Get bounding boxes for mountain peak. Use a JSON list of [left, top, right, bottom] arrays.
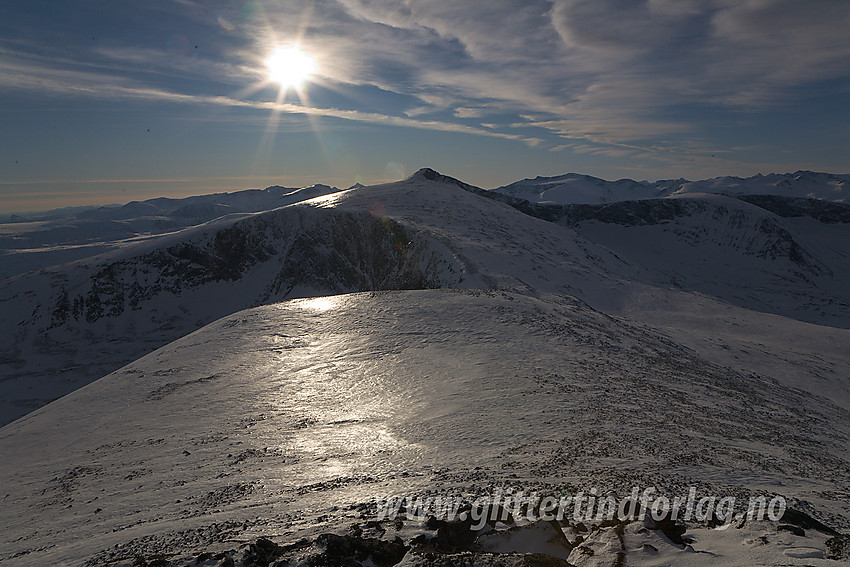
[[409, 167, 443, 181], [407, 168, 480, 192]]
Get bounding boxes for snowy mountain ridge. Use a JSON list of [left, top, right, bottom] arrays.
[[0, 199, 462, 425], [2, 289, 849, 566], [494, 170, 850, 205], [0, 183, 343, 280]]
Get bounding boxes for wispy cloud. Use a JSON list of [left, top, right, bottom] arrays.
[[454, 107, 488, 119], [0, 51, 529, 144], [329, 0, 850, 164], [2, 0, 849, 179]]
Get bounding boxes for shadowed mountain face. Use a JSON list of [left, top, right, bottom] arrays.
[[1, 169, 627, 426], [535, 196, 850, 328], [469, 184, 850, 328], [1, 169, 849, 565]]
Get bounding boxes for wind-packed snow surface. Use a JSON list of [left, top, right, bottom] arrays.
[[1, 169, 849, 565], [3, 290, 850, 566]]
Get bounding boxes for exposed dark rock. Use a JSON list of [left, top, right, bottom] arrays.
[[242, 537, 284, 567], [596, 518, 623, 529], [481, 502, 515, 526], [47, 208, 458, 328], [777, 524, 805, 537], [459, 183, 832, 279], [825, 534, 850, 561], [644, 515, 687, 546], [422, 514, 478, 553], [780, 509, 840, 536], [237, 534, 407, 567], [736, 194, 850, 224], [279, 538, 311, 554], [311, 533, 408, 567]]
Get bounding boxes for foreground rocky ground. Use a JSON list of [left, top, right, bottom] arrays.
[[104, 507, 850, 566]]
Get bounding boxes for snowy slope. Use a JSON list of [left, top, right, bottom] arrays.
[[323, 168, 637, 297], [0, 200, 461, 425], [675, 171, 850, 201], [1, 290, 849, 566], [552, 193, 850, 328], [75, 184, 342, 222], [494, 173, 672, 204], [494, 170, 850, 205]]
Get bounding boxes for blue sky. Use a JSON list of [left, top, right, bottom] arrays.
[[1, 0, 849, 212]]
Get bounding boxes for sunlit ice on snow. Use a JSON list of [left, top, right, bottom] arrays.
[[286, 296, 340, 312]]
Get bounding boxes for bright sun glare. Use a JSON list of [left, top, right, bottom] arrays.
[[266, 45, 316, 88]]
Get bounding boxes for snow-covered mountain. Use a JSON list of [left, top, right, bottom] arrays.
[[1, 168, 849, 566], [0, 200, 460, 425], [0, 183, 343, 280], [494, 170, 850, 205], [534, 194, 850, 328]]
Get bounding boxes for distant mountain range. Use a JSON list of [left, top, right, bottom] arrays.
[[493, 170, 850, 204], [0, 183, 347, 224], [0, 184, 348, 280]]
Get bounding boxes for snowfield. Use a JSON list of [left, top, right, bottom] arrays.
[[3, 290, 850, 566], [1, 169, 849, 565]]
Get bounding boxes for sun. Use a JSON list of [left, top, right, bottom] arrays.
[[266, 45, 316, 89]]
